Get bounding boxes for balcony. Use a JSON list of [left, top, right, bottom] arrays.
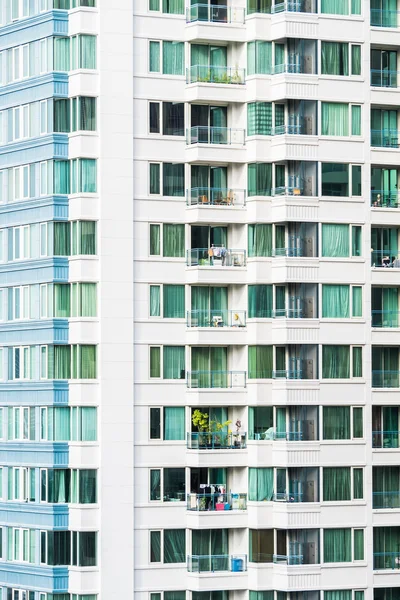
[[371, 191, 399, 208], [372, 370, 400, 388], [186, 126, 246, 162], [373, 430, 400, 449], [187, 432, 247, 449], [372, 310, 400, 328], [187, 309, 246, 328], [187, 126, 245, 146], [187, 187, 246, 208], [186, 4, 245, 24], [271, 0, 316, 12], [374, 552, 400, 570], [187, 248, 247, 267], [371, 129, 399, 148], [273, 553, 304, 564], [187, 370, 246, 388], [371, 9, 399, 28], [371, 69, 399, 88], [371, 251, 400, 268], [187, 65, 245, 85], [187, 492, 247, 511], [273, 493, 304, 503], [373, 491, 400, 509], [187, 554, 247, 573]]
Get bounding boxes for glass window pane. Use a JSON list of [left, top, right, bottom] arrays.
[[150, 163, 160, 194], [150, 347, 161, 378]]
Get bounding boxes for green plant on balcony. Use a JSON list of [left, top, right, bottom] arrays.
[[192, 409, 210, 446], [214, 71, 232, 84], [210, 418, 232, 447], [231, 67, 242, 84], [198, 70, 211, 83]]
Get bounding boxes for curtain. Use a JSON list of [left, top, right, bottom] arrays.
[[80, 96, 96, 131], [247, 0, 272, 13], [149, 41, 160, 72], [80, 283, 97, 317], [163, 164, 184, 197], [54, 99, 70, 132], [351, 45, 361, 75], [352, 287, 362, 317], [163, 224, 185, 257], [164, 407, 185, 440], [322, 285, 350, 318], [323, 406, 350, 440], [247, 102, 272, 136], [372, 347, 399, 387], [150, 347, 161, 378], [79, 470, 97, 503], [373, 466, 400, 508], [324, 528, 351, 562], [80, 159, 97, 193], [163, 285, 185, 318], [150, 470, 161, 501], [248, 163, 272, 196], [322, 224, 349, 257], [54, 345, 71, 379], [54, 284, 70, 318], [79, 345, 96, 379], [248, 224, 272, 256], [323, 467, 351, 501], [248, 285, 273, 318], [163, 41, 184, 75], [150, 224, 160, 256], [163, 0, 184, 13], [321, 42, 349, 76], [374, 527, 400, 569], [353, 468, 363, 499], [321, 0, 349, 14], [150, 530, 161, 561], [79, 35, 96, 69], [150, 286, 160, 317], [353, 407, 363, 438], [322, 345, 350, 378], [352, 347, 362, 377], [321, 103, 349, 136], [383, 288, 398, 327], [325, 593, 352, 600], [54, 37, 70, 71], [54, 222, 71, 256], [164, 529, 186, 563], [354, 529, 364, 560], [54, 161, 70, 194], [247, 41, 272, 75], [248, 346, 273, 379], [80, 221, 96, 255], [351, 105, 361, 135], [248, 468, 274, 501], [163, 346, 185, 379]]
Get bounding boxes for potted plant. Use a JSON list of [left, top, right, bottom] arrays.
[[211, 418, 232, 448], [192, 409, 209, 448]]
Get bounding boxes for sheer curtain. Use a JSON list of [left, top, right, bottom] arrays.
[[322, 224, 349, 257], [54, 284, 70, 318], [79, 35, 97, 69], [163, 346, 185, 379], [80, 345, 96, 379], [321, 42, 349, 75], [54, 345, 71, 379], [322, 345, 350, 378], [163, 285, 185, 318], [247, 41, 272, 75], [80, 283, 97, 317], [248, 224, 272, 256], [248, 346, 273, 378], [164, 407, 185, 440], [164, 529, 186, 563], [163, 0, 184, 13], [163, 224, 185, 257], [163, 41, 184, 75], [321, 0, 349, 14], [323, 467, 351, 501], [248, 285, 273, 318], [322, 285, 350, 318], [321, 103, 349, 136], [248, 164, 272, 197]]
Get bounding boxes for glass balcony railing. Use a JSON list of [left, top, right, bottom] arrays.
[[273, 63, 302, 75], [186, 126, 245, 145], [187, 187, 246, 206], [187, 65, 246, 85], [273, 492, 304, 503], [187, 492, 247, 511], [371, 8, 399, 27], [187, 554, 247, 573], [272, 124, 303, 135], [187, 309, 246, 327], [273, 430, 305, 441], [371, 190, 399, 208], [187, 370, 247, 388], [186, 4, 245, 23], [187, 431, 247, 449], [273, 369, 304, 379], [273, 246, 303, 257], [273, 554, 304, 565], [373, 491, 400, 509], [372, 430, 400, 448], [371, 250, 400, 267], [374, 552, 400, 570], [273, 308, 304, 318], [372, 371, 400, 388], [272, 1, 305, 12], [371, 69, 398, 88], [371, 129, 399, 148], [372, 311, 400, 328], [272, 185, 304, 196], [187, 248, 247, 267]]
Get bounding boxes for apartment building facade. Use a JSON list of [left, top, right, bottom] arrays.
[[134, 1, 400, 600]]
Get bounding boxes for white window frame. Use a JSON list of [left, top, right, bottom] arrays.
[[13, 285, 30, 320], [0, 289, 4, 322], [40, 529, 47, 564], [13, 225, 30, 260], [11, 466, 31, 502], [13, 165, 30, 201], [40, 345, 48, 379], [13, 347, 30, 381], [40, 407, 48, 441], [148, 40, 161, 74], [40, 222, 48, 257], [0, 169, 6, 203], [0, 349, 3, 381], [149, 101, 161, 135], [0, 110, 4, 146], [0, 229, 4, 262], [12, 0, 29, 21], [39, 38, 47, 74], [40, 284, 49, 318], [40, 161, 48, 196], [149, 345, 162, 379], [40, 100, 47, 135], [11, 527, 30, 562], [149, 284, 161, 317], [149, 164, 162, 196], [13, 104, 30, 141]]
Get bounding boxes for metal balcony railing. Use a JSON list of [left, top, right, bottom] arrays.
[[273, 369, 304, 379], [186, 309, 246, 328], [187, 492, 247, 511], [187, 554, 247, 572], [186, 187, 246, 206], [187, 370, 246, 388], [187, 431, 247, 449], [187, 248, 246, 267], [273, 492, 305, 502], [273, 554, 304, 565], [186, 4, 245, 23], [187, 65, 246, 85], [186, 126, 245, 145], [273, 308, 304, 318], [273, 246, 304, 257]]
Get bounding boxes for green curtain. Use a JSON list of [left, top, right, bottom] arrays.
[[79, 283, 97, 317], [274, 44, 285, 69], [163, 346, 185, 379], [322, 224, 349, 257], [247, 0, 272, 14], [248, 224, 272, 256], [247, 41, 272, 75], [79, 221, 96, 255], [321, 103, 349, 136], [248, 468, 274, 501], [150, 41, 161, 72], [150, 347, 161, 378], [351, 105, 361, 135], [322, 285, 350, 318], [321, 0, 349, 14], [79, 35, 96, 69], [352, 287, 362, 317], [164, 407, 185, 440], [324, 528, 351, 562], [150, 286, 161, 317], [163, 164, 184, 197], [163, 41, 184, 75], [54, 37, 70, 71], [54, 99, 70, 132], [323, 406, 350, 440], [353, 468, 363, 499], [53, 346, 71, 379], [247, 102, 272, 136], [163, 224, 185, 257], [374, 527, 400, 569], [351, 0, 360, 13], [80, 345, 96, 378], [54, 284, 70, 317], [353, 407, 363, 438], [80, 159, 97, 193], [351, 45, 361, 75], [163, 285, 185, 318], [163, 0, 184, 13], [164, 529, 186, 563], [373, 466, 400, 507], [325, 592, 352, 600], [323, 467, 351, 501], [321, 42, 349, 76], [248, 163, 272, 196], [248, 346, 273, 379], [352, 347, 362, 377], [352, 226, 362, 256], [54, 222, 71, 256], [150, 164, 160, 194], [248, 285, 273, 318], [383, 288, 398, 327], [322, 345, 350, 378], [354, 529, 364, 560], [150, 224, 160, 255], [54, 161, 70, 194]]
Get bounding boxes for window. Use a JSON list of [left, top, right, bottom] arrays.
[[248, 224, 272, 257], [247, 41, 272, 75], [149, 468, 185, 501], [12, 286, 30, 320], [13, 347, 31, 380], [9, 467, 35, 502], [9, 527, 34, 562], [248, 285, 273, 318], [323, 406, 363, 440], [71, 35, 97, 70], [12, 44, 29, 81], [40, 406, 97, 442], [149, 284, 185, 317], [248, 346, 273, 379], [149, 102, 185, 136], [13, 165, 30, 200], [72, 221, 97, 254], [248, 164, 272, 196], [162, 0, 184, 13], [163, 164, 185, 196], [322, 285, 362, 318], [149, 223, 185, 257], [247, 102, 272, 136], [248, 468, 274, 501], [150, 529, 186, 564], [150, 163, 161, 195], [149, 41, 184, 75], [323, 528, 364, 563], [150, 224, 160, 255], [41, 531, 97, 566], [149, 102, 160, 133], [149, 407, 185, 440], [321, 0, 361, 14], [71, 97, 97, 132], [12, 0, 29, 20], [149, 346, 185, 379], [40, 468, 97, 504], [249, 529, 273, 563], [40, 100, 48, 135], [9, 406, 34, 439], [321, 42, 361, 76], [13, 104, 30, 141], [13, 225, 30, 260], [321, 224, 362, 257], [322, 346, 363, 379], [323, 467, 364, 501], [71, 158, 97, 193], [45, 344, 97, 379], [70, 283, 97, 317], [321, 103, 361, 136], [321, 163, 362, 197]]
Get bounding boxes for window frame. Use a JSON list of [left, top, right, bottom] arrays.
[[13, 347, 31, 381], [13, 225, 30, 260], [149, 101, 161, 135], [12, 285, 30, 320], [149, 163, 161, 196]]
